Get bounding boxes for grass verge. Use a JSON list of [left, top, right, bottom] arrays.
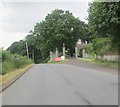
[[48, 59, 68, 64], [0, 64, 33, 91], [78, 58, 118, 68]]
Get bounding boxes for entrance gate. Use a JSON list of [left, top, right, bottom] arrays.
[[75, 43, 91, 58]]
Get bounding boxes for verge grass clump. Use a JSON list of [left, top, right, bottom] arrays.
[[1, 50, 33, 75]]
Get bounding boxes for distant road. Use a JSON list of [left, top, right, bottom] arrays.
[[2, 62, 118, 105]]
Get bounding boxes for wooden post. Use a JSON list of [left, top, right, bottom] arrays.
[[26, 41, 29, 58]]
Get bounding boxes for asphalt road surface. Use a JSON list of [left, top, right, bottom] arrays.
[[2, 62, 118, 105]]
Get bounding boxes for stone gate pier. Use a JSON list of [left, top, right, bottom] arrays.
[[75, 40, 91, 58]]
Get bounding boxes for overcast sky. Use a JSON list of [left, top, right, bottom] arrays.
[[0, 1, 90, 49]]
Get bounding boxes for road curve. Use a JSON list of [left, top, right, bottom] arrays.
[[2, 64, 118, 105]]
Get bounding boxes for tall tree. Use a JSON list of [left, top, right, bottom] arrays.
[[7, 41, 26, 56], [33, 9, 88, 56], [88, 2, 120, 49], [8, 9, 90, 63]]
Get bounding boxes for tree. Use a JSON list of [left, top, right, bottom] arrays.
[[33, 9, 88, 57], [7, 41, 26, 56], [88, 2, 120, 50], [8, 9, 90, 63], [25, 32, 42, 63]]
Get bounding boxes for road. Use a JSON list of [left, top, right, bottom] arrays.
[[2, 62, 118, 105]]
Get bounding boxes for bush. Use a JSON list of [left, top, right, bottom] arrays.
[[1, 50, 33, 75], [14, 55, 32, 68], [2, 50, 14, 62], [92, 37, 116, 56], [2, 61, 16, 75]]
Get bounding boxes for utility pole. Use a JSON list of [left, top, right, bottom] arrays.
[[25, 40, 29, 58]]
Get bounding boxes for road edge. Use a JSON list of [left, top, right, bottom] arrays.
[[0, 64, 34, 93]]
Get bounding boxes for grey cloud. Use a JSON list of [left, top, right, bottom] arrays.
[[2, 2, 89, 33]]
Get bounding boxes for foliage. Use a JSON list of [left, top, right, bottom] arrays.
[[1, 50, 32, 75], [2, 50, 14, 62], [34, 9, 89, 57], [7, 9, 90, 63], [88, 2, 120, 49], [7, 33, 41, 63], [84, 38, 116, 57], [92, 38, 111, 56], [7, 41, 26, 56]]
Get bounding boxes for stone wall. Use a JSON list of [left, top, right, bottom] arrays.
[[82, 53, 119, 61], [103, 55, 119, 61]]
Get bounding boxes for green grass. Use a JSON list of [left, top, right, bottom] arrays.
[[78, 58, 118, 68], [47, 59, 68, 64], [0, 64, 33, 86], [2, 60, 32, 75], [1, 50, 33, 75]]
